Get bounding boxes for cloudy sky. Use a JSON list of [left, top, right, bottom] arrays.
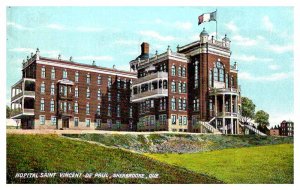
[[6, 7, 294, 126]]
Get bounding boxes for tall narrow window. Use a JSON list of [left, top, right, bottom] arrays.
[[214, 61, 225, 82], [129, 106, 132, 118], [86, 87, 90, 98], [51, 67, 55, 80], [195, 62, 199, 88], [117, 78, 121, 89], [86, 73, 91, 84], [108, 92, 111, 101], [97, 75, 101, 85], [97, 89, 101, 100], [171, 65, 176, 76], [108, 104, 111, 116], [182, 67, 186, 77], [117, 104, 120, 117], [209, 70, 213, 87], [225, 74, 229, 88], [74, 102, 78, 114], [123, 79, 127, 89], [178, 98, 182, 110], [171, 115, 176, 125], [75, 71, 79, 82], [183, 99, 187, 110], [182, 82, 186, 93], [171, 98, 176, 110], [40, 98, 45, 111], [40, 115, 45, 125], [178, 82, 182, 93], [75, 86, 79, 98], [97, 104, 101, 115], [86, 103, 90, 114], [231, 77, 234, 87], [171, 81, 176, 92], [178, 66, 182, 77], [117, 92, 120, 102], [41, 67, 46, 78], [50, 99, 55, 112], [41, 82, 45, 94], [63, 69, 67, 79], [50, 83, 55, 95], [108, 76, 112, 88], [85, 119, 91, 127], [179, 116, 183, 126]]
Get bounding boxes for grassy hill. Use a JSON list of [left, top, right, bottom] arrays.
[[146, 144, 294, 184], [63, 133, 293, 153], [7, 134, 222, 184]]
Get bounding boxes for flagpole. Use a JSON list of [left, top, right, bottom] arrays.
[[215, 9, 218, 40]]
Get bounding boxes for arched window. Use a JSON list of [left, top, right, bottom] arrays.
[[86, 87, 90, 98], [171, 65, 176, 76], [171, 81, 176, 92], [214, 61, 225, 82], [178, 66, 182, 77], [74, 101, 78, 113]]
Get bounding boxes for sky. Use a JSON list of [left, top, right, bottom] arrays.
[[6, 7, 294, 127]]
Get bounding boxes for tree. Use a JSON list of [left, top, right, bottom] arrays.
[[6, 105, 11, 118], [241, 97, 256, 123], [255, 110, 270, 133]]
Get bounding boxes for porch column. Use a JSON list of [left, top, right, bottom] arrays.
[[231, 117, 234, 134], [230, 94, 233, 115], [214, 95, 217, 116], [222, 94, 225, 115], [223, 117, 225, 134]]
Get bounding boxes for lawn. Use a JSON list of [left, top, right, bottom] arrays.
[[146, 144, 294, 184], [6, 134, 221, 184]]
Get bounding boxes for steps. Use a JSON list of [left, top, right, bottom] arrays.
[[238, 121, 267, 136], [199, 121, 222, 134]]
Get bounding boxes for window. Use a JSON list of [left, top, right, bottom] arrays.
[[108, 92, 111, 101], [107, 119, 112, 128], [178, 82, 182, 93], [74, 117, 79, 127], [50, 99, 55, 112], [75, 71, 79, 82], [63, 69, 68, 79], [159, 98, 163, 110], [41, 82, 45, 94], [51, 68, 55, 80], [193, 98, 200, 111], [171, 81, 176, 92], [97, 75, 101, 85], [195, 62, 199, 88], [40, 115, 45, 125], [159, 114, 167, 125], [225, 73, 229, 88], [85, 119, 91, 127], [41, 67, 46, 78], [129, 106, 133, 118], [75, 86, 79, 98], [183, 116, 187, 125], [214, 61, 225, 82], [209, 70, 213, 87], [171, 98, 176, 110], [171, 65, 176, 76], [117, 92, 120, 102], [108, 76, 112, 88], [178, 98, 182, 110], [178, 66, 182, 77], [63, 102, 67, 112], [86, 87, 90, 98], [116, 120, 121, 129], [150, 115, 155, 126], [179, 116, 183, 126], [74, 102, 78, 114], [108, 104, 111, 116], [51, 116, 56, 126], [231, 77, 234, 87], [97, 89, 101, 100], [182, 82, 186, 93], [183, 99, 187, 110], [86, 103, 90, 114], [117, 105, 120, 117], [171, 115, 176, 125], [182, 67, 186, 77], [95, 119, 101, 128], [86, 73, 91, 84], [123, 79, 127, 89], [117, 78, 121, 89], [40, 98, 45, 111], [50, 83, 55, 95], [150, 100, 154, 108], [97, 104, 101, 115]]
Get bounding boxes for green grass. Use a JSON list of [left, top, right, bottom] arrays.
[[146, 144, 294, 184], [7, 134, 222, 184], [64, 133, 293, 153]]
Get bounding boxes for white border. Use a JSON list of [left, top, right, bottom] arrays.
[[1, 1, 299, 190]]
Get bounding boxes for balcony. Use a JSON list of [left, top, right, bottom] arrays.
[[11, 78, 35, 103], [58, 109, 73, 118], [58, 93, 74, 100], [131, 88, 168, 102], [133, 72, 168, 86], [11, 90, 35, 102], [209, 87, 239, 96], [10, 108, 34, 119]]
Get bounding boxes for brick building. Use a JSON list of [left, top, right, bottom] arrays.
[[11, 50, 137, 130], [11, 28, 244, 134], [279, 120, 294, 137]]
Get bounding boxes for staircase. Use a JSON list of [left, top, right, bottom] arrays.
[[199, 121, 222, 134], [238, 121, 267, 136]]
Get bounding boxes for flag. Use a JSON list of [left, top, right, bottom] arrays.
[[198, 11, 217, 25]]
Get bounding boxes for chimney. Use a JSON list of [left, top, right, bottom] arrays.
[[141, 42, 149, 55]]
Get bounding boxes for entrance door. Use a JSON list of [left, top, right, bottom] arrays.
[[62, 118, 69, 128]]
